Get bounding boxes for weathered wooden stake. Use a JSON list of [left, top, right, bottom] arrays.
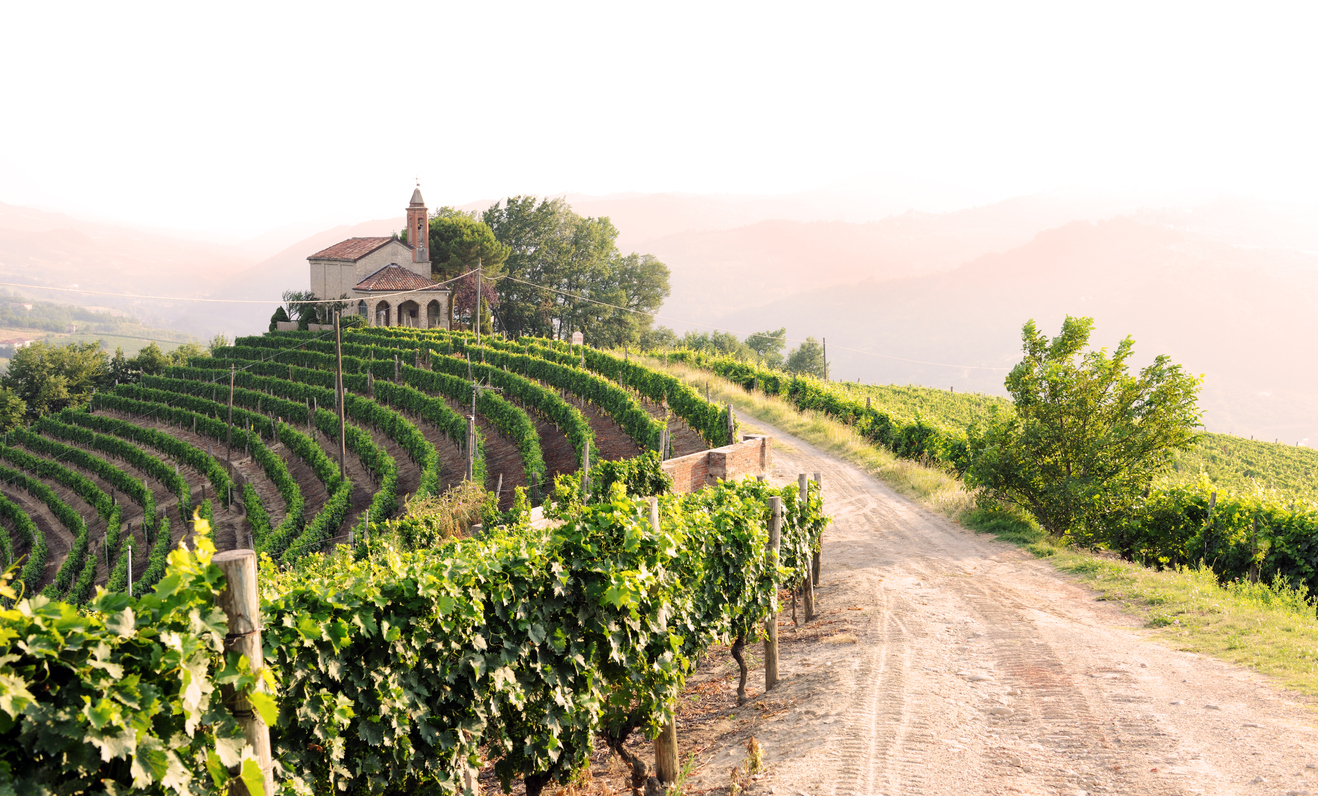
[[465, 416, 476, 481], [659, 427, 669, 461], [127, 544, 133, 597], [726, 404, 736, 445], [648, 498, 680, 783], [765, 496, 782, 691], [812, 472, 823, 584], [394, 353, 401, 382], [581, 438, 592, 500], [495, 472, 503, 501], [799, 473, 816, 622], [213, 550, 274, 796]]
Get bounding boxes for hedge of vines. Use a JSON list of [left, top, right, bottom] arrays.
[[664, 349, 968, 468], [91, 391, 303, 549], [57, 408, 233, 508]]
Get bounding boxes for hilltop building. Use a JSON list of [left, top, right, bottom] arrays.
[[306, 187, 451, 328]]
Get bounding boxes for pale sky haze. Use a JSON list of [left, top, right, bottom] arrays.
[[2, 1, 1316, 236]]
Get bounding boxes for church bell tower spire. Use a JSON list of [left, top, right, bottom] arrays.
[[407, 182, 429, 265]]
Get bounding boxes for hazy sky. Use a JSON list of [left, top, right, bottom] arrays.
[[3, 1, 1316, 236]]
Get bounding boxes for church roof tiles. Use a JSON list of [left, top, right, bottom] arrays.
[[308, 237, 409, 262], [354, 264, 444, 292]]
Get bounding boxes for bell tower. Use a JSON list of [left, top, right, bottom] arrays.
[[407, 183, 429, 265]]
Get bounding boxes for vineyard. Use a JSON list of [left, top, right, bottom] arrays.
[[0, 327, 829, 796], [665, 349, 1318, 600]]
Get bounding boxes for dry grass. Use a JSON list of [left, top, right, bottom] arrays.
[[652, 359, 976, 519]]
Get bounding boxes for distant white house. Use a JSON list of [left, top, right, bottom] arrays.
[[304, 187, 452, 329]]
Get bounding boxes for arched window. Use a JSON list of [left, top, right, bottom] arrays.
[[357, 300, 368, 317]]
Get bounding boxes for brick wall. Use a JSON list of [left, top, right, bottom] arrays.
[[662, 435, 771, 493]]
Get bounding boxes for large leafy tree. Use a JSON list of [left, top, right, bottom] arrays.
[[784, 337, 826, 378], [745, 328, 787, 367], [429, 209, 509, 333], [2, 341, 108, 418], [965, 316, 1201, 545], [483, 197, 669, 345]]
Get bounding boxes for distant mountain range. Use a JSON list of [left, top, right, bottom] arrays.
[[2, 187, 1314, 444]]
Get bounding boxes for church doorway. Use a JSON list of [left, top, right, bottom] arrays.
[[375, 301, 391, 327], [397, 300, 420, 328]]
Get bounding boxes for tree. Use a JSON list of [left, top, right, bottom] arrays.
[[638, 326, 678, 350], [0, 386, 23, 432], [269, 306, 289, 332], [784, 337, 826, 378], [209, 333, 229, 352], [428, 208, 509, 283], [745, 328, 787, 367], [2, 341, 108, 418], [483, 197, 670, 345], [965, 317, 1201, 547]]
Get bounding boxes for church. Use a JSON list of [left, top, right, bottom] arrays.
[[305, 187, 452, 328]]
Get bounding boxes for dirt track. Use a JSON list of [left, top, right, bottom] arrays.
[[687, 413, 1318, 796]]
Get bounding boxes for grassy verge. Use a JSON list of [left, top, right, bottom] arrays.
[[649, 357, 1318, 698]]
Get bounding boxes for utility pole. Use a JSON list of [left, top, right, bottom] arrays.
[[476, 254, 482, 345], [226, 364, 235, 470], [334, 310, 347, 481]]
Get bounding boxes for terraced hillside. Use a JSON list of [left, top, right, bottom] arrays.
[[2, 328, 731, 599]]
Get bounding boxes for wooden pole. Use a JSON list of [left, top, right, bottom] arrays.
[[765, 495, 782, 692], [126, 543, 132, 597], [726, 404, 736, 446], [334, 311, 347, 482], [648, 497, 680, 783], [476, 256, 482, 344], [823, 337, 828, 381], [495, 472, 503, 501], [213, 550, 274, 796], [465, 416, 475, 481], [659, 426, 668, 461], [581, 438, 591, 500], [812, 472, 823, 585], [1250, 515, 1259, 583], [226, 364, 235, 469], [394, 353, 400, 383], [799, 474, 815, 622]]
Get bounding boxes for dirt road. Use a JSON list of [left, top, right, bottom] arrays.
[[689, 414, 1318, 796]]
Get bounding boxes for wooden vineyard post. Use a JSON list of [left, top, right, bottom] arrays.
[[799, 473, 816, 622], [213, 550, 274, 796], [581, 438, 592, 501], [465, 416, 476, 481], [649, 497, 680, 785], [126, 543, 132, 597], [812, 472, 823, 584], [726, 404, 736, 446], [659, 426, 669, 461], [495, 472, 503, 503], [394, 353, 401, 382], [334, 311, 347, 482], [1250, 515, 1260, 583], [765, 495, 782, 691]]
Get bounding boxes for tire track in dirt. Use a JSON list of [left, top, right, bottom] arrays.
[[681, 412, 1318, 796]]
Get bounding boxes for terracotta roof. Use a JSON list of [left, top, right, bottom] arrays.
[[308, 237, 409, 262], [354, 264, 446, 292]]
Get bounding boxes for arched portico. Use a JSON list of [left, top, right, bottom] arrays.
[[426, 300, 441, 328], [375, 300, 391, 327], [398, 300, 420, 328]]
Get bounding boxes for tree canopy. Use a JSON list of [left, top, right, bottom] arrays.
[[745, 328, 787, 367], [2, 341, 108, 418], [483, 197, 670, 347], [784, 337, 826, 378], [965, 316, 1201, 546]]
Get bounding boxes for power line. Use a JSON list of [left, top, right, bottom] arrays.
[[0, 267, 479, 306]]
